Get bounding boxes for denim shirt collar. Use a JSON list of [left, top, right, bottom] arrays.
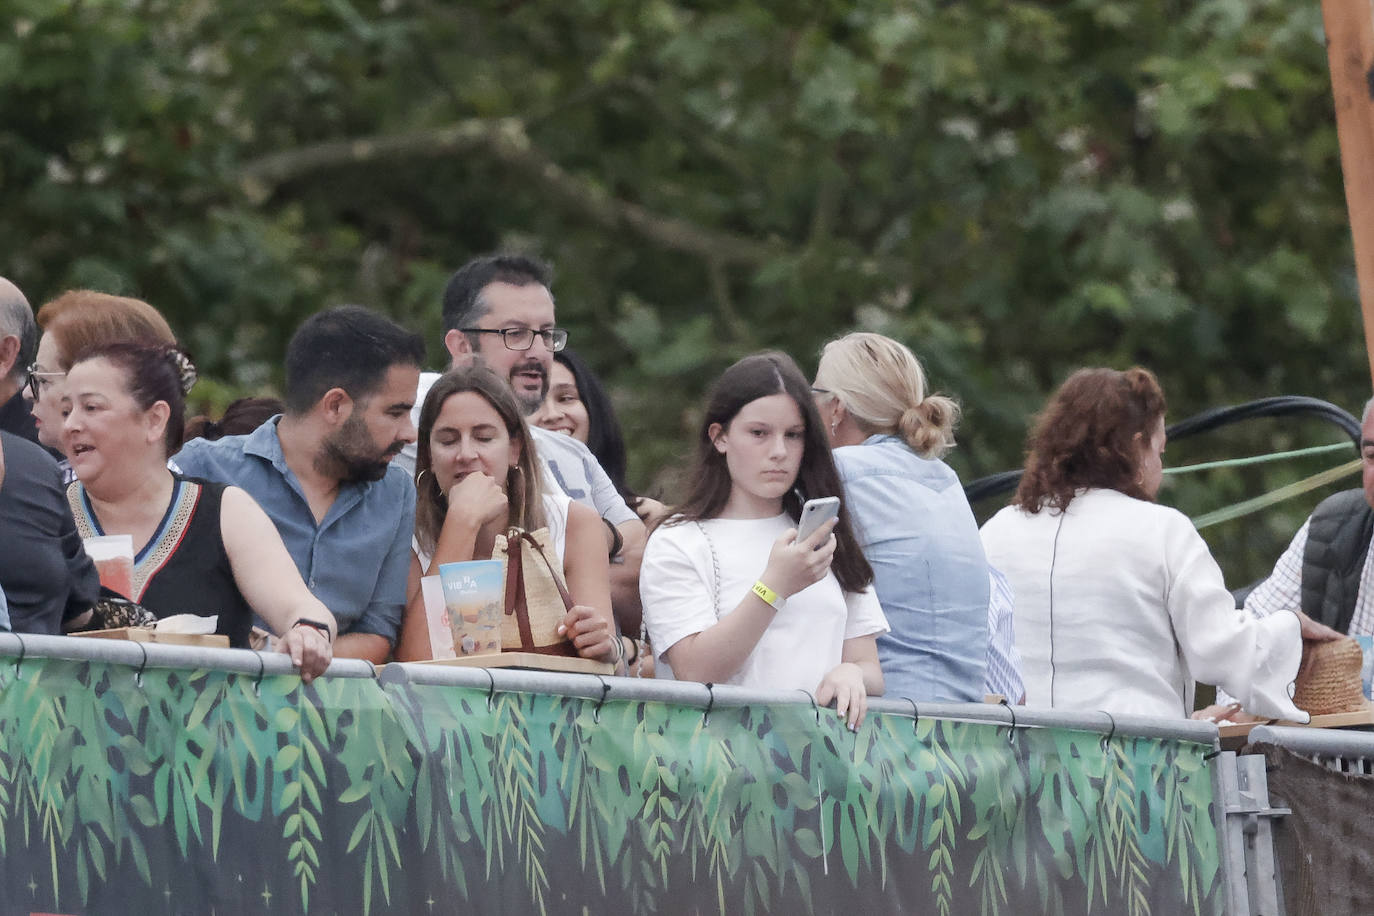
[[242, 415, 366, 529]]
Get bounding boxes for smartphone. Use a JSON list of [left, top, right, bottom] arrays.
[[796, 496, 841, 544]]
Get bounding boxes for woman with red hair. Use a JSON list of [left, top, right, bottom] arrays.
[[981, 367, 1306, 720]]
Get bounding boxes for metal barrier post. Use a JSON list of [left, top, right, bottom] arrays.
[[1211, 751, 1255, 916], [1236, 752, 1288, 915], [1213, 749, 1292, 916]]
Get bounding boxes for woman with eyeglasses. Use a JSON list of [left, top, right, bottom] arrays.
[[639, 352, 888, 730], [29, 290, 178, 483]]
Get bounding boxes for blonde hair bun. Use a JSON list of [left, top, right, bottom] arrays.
[[817, 332, 960, 458]]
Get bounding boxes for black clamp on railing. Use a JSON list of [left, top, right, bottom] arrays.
[[592, 677, 611, 724]]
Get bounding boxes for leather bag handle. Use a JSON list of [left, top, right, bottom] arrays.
[[502, 530, 536, 650], [501, 528, 573, 651]]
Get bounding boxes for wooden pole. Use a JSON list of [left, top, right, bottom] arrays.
[[1323, 1, 1374, 386]]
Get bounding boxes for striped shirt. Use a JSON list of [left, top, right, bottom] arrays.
[[1243, 519, 1374, 637], [984, 567, 1025, 702]]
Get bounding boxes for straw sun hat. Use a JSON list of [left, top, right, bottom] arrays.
[[1292, 637, 1371, 717]]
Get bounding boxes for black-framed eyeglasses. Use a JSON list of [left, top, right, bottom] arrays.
[[461, 327, 568, 352], [25, 362, 64, 400], [810, 386, 832, 397]]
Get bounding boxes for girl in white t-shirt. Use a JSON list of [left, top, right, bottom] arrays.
[[641, 352, 888, 729], [394, 366, 618, 666]]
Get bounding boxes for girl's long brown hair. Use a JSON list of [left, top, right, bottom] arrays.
[[414, 366, 545, 558], [662, 351, 873, 593], [1013, 366, 1166, 514]]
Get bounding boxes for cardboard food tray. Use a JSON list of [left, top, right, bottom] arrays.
[[1218, 707, 1374, 748], [74, 628, 230, 649], [407, 651, 615, 676]]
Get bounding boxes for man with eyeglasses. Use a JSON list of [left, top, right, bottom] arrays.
[[397, 253, 647, 626], [0, 277, 39, 443]]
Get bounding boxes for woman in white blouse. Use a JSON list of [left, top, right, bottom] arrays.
[[980, 367, 1306, 720]]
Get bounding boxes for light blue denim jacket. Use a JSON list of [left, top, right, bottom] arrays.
[[835, 435, 989, 702]]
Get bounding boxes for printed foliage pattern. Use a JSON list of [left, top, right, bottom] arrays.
[[0, 656, 1224, 915]]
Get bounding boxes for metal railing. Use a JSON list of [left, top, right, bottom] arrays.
[[1247, 723, 1374, 776]]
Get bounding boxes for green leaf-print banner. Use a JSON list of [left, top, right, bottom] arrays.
[[0, 657, 1222, 915]]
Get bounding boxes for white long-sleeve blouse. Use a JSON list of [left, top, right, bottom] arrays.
[[980, 488, 1306, 721]]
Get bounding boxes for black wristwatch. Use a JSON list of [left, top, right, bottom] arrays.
[[292, 618, 333, 641]]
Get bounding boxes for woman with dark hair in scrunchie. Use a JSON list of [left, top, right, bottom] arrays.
[[183, 397, 285, 446], [58, 342, 336, 680], [980, 367, 1307, 720]]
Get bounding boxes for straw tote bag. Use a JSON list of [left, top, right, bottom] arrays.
[[493, 527, 577, 656]]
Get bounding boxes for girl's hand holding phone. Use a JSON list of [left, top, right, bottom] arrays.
[[760, 518, 838, 600]]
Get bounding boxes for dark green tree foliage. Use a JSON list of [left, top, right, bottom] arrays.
[[0, 0, 1362, 580]]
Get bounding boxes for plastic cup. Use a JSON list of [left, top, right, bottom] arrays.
[[83, 534, 135, 599], [419, 575, 456, 660], [437, 560, 504, 657]]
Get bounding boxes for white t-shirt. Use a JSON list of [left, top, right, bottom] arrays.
[[640, 513, 889, 691]]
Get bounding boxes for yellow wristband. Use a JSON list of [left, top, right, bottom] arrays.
[[751, 580, 785, 611]]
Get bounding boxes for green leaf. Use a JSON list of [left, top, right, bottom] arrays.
[[274, 706, 300, 732], [129, 794, 160, 828], [338, 781, 371, 805], [794, 826, 823, 858], [276, 744, 302, 771]]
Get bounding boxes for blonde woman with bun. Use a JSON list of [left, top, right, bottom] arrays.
[[812, 332, 990, 702]]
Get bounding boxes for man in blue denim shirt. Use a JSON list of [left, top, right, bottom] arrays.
[[178, 307, 424, 663]]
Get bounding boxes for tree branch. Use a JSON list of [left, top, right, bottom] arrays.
[[237, 118, 783, 267]]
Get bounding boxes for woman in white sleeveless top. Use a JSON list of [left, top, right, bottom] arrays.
[[394, 366, 617, 666]]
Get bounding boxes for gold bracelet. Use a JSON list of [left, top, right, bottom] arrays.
[[750, 580, 785, 611]]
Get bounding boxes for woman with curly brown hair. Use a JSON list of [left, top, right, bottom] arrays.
[[980, 367, 1307, 719]]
